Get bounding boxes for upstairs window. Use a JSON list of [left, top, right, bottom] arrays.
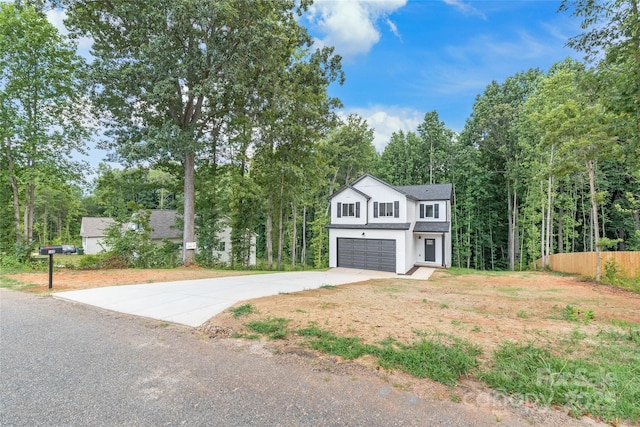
[[336, 202, 360, 218], [379, 202, 393, 217], [373, 201, 400, 218], [420, 203, 440, 219], [342, 203, 355, 217]]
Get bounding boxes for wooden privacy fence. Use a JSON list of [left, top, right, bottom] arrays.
[[541, 252, 640, 279]]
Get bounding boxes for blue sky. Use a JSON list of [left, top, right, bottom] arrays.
[[301, 0, 582, 150], [45, 0, 583, 164]]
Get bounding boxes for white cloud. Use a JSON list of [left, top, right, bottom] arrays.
[[307, 0, 407, 59], [442, 0, 486, 19], [340, 105, 422, 152]]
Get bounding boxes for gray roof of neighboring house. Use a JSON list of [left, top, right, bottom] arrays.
[[330, 174, 452, 202], [80, 217, 116, 237], [413, 221, 451, 233], [326, 223, 411, 230], [148, 210, 181, 240], [80, 211, 181, 240]]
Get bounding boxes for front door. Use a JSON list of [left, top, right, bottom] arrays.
[[425, 238, 436, 262]]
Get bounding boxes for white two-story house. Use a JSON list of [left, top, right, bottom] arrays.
[[328, 174, 452, 274]]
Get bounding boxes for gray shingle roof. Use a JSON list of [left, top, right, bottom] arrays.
[[80, 217, 116, 237], [148, 210, 181, 240], [413, 221, 451, 233], [395, 183, 453, 201], [327, 223, 411, 230]]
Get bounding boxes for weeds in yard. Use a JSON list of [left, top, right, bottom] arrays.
[[480, 341, 640, 423], [320, 284, 337, 290], [297, 323, 480, 386], [562, 305, 595, 324], [229, 303, 256, 319], [245, 317, 289, 339]]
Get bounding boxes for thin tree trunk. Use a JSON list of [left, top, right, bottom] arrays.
[[27, 183, 35, 242], [587, 160, 601, 280], [9, 174, 20, 243], [557, 182, 564, 253], [301, 205, 306, 265], [452, 183, 461, 267], [507, 184, 514, 270], [266, 198, 273, 269], [277, 174, 284, 270], [182, 151, 196, 266], [540, 180, 546, 268], [291, 201, 297, 267]]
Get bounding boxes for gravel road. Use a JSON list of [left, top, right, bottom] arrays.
[[0, 288, 594, 426]]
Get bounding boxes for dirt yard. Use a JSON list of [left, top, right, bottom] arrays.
[[208, 270, 640, 359], [5, 267, 252, 293]]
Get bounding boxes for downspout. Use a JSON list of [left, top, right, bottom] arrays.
[[442, 232, 446, 268]]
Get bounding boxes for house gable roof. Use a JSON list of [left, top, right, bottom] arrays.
[[80, 217, 116, 237], [328, 184, 371, 201], [340, 174, 453, 202]]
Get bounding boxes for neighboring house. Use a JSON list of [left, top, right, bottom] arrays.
[[327, 174, 452, 274], [80, 217, 116, 255], [212, 216, 257, 266], [80, 210, 181, 255], [79, 211, 257, 266]]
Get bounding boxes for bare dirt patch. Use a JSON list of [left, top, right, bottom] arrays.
[[4, 267, 252, 293], [207, 270, 640, 359]]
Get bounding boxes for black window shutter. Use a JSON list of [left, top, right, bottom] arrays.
[[394, 201, 400, 218], [434, 203, 439, 218], [373, 202, 378, 218], [337, 202, 342, 218], [355, 202, 360, 218], [420, 204, 424, 219]]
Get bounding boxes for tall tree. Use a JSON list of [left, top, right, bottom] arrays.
[[0, 3, 90, 246], [463, 69, 543, 270], [62, 0, 341, 266]]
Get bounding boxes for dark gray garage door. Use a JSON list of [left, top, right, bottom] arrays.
[[337, 238, 396, 272]]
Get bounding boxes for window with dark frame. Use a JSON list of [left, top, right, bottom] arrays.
[[342, 203, 355, 217], [420, 203, 440, 219], [379, 202, 393, 217]]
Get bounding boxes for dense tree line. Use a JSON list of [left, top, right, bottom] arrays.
[[1, 1, 638, 274]]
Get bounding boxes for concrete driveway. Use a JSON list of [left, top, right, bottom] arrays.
[[54, 268, 432, 327]]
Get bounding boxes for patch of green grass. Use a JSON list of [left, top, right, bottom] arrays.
[[246, 317, 290, 340], [517, 310, 529, 319], [0, 276, 38, 291], [229, 303, 256, 319], [296, 324, 373, 359], [296, 324, 481, 386], [319, 284, 337, 290], [375, 336, 481, 386], [480, 341, 640, 423], [440, 303, 449, 309], [610, 319, 640, 329]]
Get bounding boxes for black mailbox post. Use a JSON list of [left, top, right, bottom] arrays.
[[39, 247, 56, 289]]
